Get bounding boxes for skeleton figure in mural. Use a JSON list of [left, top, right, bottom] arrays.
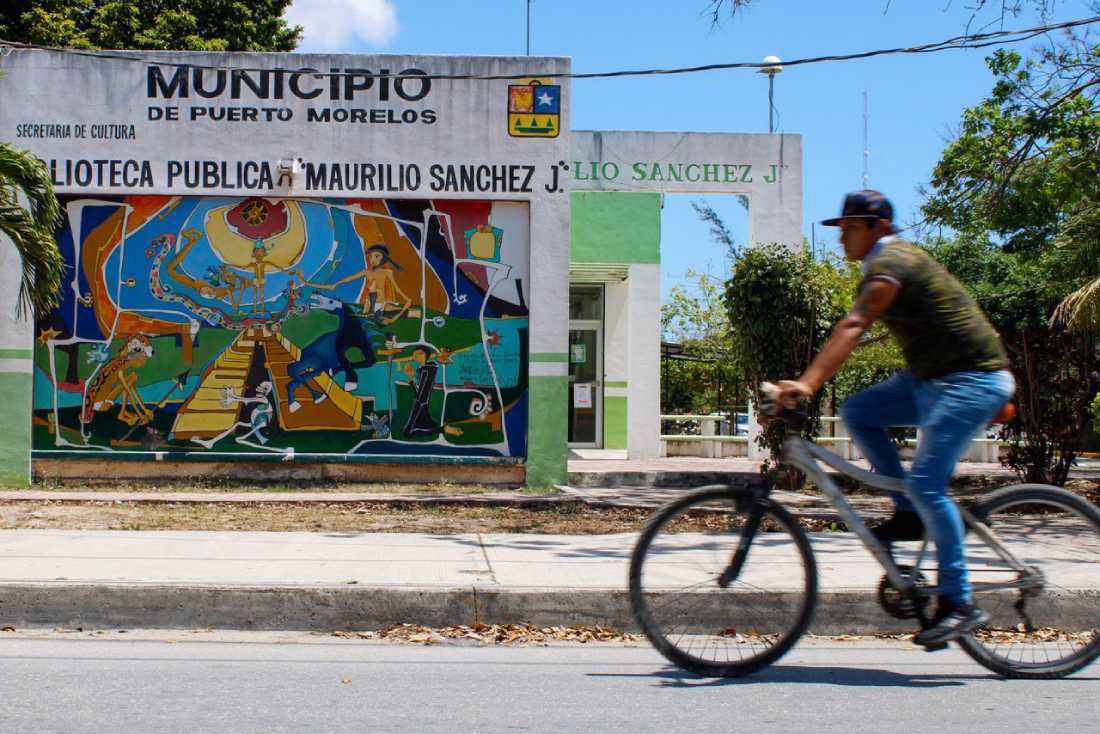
[[79, 335, 155, 428], [403, 345, 443, 438], [191, 381, 278, 449], [286, 292, 379, 413], [301, 244, 412, 325]]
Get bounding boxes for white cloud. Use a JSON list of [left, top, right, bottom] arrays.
[[285, 0, 398, 51]]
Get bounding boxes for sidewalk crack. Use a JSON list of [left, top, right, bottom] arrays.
[[475, 533, 498, 585]]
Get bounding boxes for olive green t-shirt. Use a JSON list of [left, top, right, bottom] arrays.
[[861, 240, 1008, 380]]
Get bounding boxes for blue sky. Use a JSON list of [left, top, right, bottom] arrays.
[[285, 0, 1095, 300]]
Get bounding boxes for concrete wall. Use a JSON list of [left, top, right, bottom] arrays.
[[626, 264, 661, 459], [569, 192, 661, 264], [571, 131, 802, 248], [0, 235, 32, 486], [0, 49, 572, 486], [602, 280, 629, 450]]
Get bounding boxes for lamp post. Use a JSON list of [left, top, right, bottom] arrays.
[[759, 55, 783, 133]]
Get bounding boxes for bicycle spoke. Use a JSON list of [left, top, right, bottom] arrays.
[[957, 487, 1100, 678], [630, 488, 815, 676]]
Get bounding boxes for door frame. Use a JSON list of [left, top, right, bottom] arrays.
[[567, 319, 603, 449]]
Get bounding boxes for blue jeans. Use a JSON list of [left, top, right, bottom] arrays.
[[840, 369, 1015, 604]]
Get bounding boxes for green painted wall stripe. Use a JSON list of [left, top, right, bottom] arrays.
[[0, 372, 31, 487], [31, 450, 522, 465], [0, 349, 32, 360], [570, 191, 661, 265], [604, 380, 628, 388], [525, 375, 568, 487], [530, 352, 568, 363], [603, 395, 628, 450]]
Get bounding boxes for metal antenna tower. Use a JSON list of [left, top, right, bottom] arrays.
[[862, 90, 870, 189]]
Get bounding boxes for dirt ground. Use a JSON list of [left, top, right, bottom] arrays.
[[0, 500, 850, 534], [0, 479, 1093, 535], [16, 479, 542, 495]]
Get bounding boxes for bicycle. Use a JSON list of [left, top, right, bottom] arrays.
[[629, 384, 1100, 679]]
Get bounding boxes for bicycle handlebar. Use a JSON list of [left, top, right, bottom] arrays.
[[758, 382, 809, 427]]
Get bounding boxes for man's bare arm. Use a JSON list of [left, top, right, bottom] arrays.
[[780, 278, 899, 400]]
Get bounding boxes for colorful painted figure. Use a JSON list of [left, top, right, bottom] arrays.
[[80, 335, 155, 427], [403, 344, 443, 438], [162, 229, 250, 310], [191, 381, 277, 449], [306, 243, 411, 324], [286, 293, 378, 413]]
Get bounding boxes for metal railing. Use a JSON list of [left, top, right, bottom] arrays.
[[660, 413, 1006, 461]]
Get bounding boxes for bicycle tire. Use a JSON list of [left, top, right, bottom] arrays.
[[957, 484, 1100, 679], [629, 485, 818, 678]]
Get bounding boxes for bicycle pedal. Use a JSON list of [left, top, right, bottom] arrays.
[[921, 642, 948, 652]]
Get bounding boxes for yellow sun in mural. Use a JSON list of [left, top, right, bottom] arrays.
[[241, 200, 269, 226], [204, 200, 306, 270]]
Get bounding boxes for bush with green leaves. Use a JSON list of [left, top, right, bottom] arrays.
[[724, 244, 847, 477], [925, 238, 1097, 485]]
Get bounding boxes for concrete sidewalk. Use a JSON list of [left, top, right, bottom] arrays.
[[0, 528, 1095, 635]]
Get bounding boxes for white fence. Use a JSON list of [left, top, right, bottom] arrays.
[[659, 414, 1005, 462]]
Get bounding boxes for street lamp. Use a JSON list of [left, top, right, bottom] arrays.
[[759, 55, 783, 133]]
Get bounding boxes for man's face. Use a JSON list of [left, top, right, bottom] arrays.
[[838, 218, 881, 261]]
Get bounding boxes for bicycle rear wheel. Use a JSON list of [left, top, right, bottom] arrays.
[[958, 484, 1100, 679], [628, 486, 817, 678]]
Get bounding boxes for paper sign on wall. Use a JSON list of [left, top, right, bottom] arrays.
[[573, 382, 593, 409], [570, 343, 587, 364]]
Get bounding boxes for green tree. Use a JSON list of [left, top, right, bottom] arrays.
[[927, 237, 1096, 485], [921, 39, 1100, 483], [725, 244, 848, 482], [0, 1, 302, 51], [661, 269, 741, 415], [921, 40, 1099, 329], [0, 143, 63, 315]]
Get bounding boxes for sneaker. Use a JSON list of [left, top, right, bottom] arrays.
[[913, 598, 991, 647], [871, 510, 925, 547]]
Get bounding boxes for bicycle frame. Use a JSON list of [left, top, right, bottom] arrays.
[[780, 435, 1040, 597]]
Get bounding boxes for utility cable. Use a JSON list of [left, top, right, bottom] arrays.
[[0, 14, 1096, 82]]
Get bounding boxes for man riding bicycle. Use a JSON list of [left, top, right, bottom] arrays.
[[777, 190, 1015, 646]]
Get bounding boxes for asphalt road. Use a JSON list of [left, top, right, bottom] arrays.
[[0, 631, 1096, 733]]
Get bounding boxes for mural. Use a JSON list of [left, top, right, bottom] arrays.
[[32, 196, 530, 459]]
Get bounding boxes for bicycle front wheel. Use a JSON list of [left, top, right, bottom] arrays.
[[628, 486, 817, 678], [958, 484, 1100, 679]]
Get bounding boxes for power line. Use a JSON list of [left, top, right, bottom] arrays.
[[0, 14, 1096, 82]]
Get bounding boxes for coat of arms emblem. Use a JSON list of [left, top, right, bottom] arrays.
[[508, 79, 560, 138]]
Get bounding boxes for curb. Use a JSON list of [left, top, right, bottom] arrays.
[[4, 583, 1086, 636], [0, 491, 576, 508], [567, 471, 760, 489], [0, 489, 871, 522]]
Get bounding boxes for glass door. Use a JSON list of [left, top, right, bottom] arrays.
[[568, 322, 602, 447]]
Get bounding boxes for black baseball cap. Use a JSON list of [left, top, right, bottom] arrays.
[[821, 190, 896, 228]]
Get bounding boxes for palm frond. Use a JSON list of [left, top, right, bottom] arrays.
[[0, 144, 63, 317], [1051, 203, 1100, 276], [1052, 277, 1100, 334]]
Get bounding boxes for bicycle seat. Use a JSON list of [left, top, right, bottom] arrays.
[[989, 400, 1016, 425]]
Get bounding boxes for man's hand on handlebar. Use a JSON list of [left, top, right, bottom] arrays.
[[776, 380, 814, 409]]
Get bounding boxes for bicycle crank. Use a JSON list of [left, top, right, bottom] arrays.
[[876, 565, 932, 620]]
